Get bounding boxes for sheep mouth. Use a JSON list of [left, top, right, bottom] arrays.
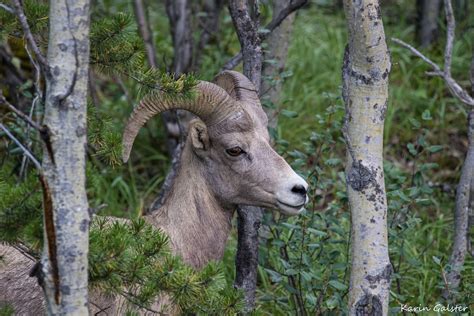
[[277, 200, 306, 215]]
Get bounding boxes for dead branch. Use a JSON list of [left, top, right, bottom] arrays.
[[0, 123, 42, 170], [0, 93, 44, 132]]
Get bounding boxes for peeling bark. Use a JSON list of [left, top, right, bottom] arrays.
[[41, 0, 91, 313], [342, 1, 392, 314], [260, 0, 296, 130]]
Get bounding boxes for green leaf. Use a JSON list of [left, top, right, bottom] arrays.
[[421, 109, 432, 120], [432, 256, 441, 265], [407, 143, 417, 156], [329, 280, 347, 291], [308, 228, 328, 237], [281, 109, 298, 118], [326, 295, 339, 309], [409, 118, 421, 129], [265, 269, 282, 283], [325, 158, 341, 166], [427, 145, 443, 153]]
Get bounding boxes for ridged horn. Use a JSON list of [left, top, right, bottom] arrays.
[[122, 81, 234, 163], [213, 70, 260, 105]]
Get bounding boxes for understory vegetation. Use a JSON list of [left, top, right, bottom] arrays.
[[0, 0, 473, 314]]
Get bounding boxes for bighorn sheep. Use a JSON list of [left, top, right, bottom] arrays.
[[0, 71, 308, 314]]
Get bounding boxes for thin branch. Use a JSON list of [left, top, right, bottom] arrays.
[[262, 0, 307, 39], [392, 37, 474, 106], [0, 93, 44, 132], [391, 38, 442, 72], [0, 3, 14, 13], [222, 0, 308, 71], [12, 0, 49, 74], [443, 0, 455, 77], [0, 123, 42, 170]]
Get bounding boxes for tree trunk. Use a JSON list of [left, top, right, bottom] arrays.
[[228, 1, 263, 311], [166, 0, 194, 75], [342, 1, 392, 315], [229, 0, 263, 91], [416, 0, 442, 48], [41, 0, 91, 314], [261, 0, 296, 130], [444, 109, 474, 297], [133, 0, 158, 69], [444, 53, 474, 298], [193, 0, 224, 71]]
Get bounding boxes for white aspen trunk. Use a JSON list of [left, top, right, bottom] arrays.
[[342, 1, 392, 315], [41, 0, 91, 314], [260, 0, 296, 130]]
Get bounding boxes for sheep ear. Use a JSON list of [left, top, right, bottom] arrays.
[[189, 119, 210, 155]]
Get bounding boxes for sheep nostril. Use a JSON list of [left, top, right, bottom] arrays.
[[291, 184, 307, 196]]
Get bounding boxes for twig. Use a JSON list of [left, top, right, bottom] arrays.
[[19, 95, 39, 179], [0, 3, 14, 13], [0, 94, 44, 132], [12, 0, 49, 75], [391, 38, 442, 72], [443, 0, 455, 77], [222, 0, 308, 71], [0, 123, 42, 170], [392, 37, 474, 106]]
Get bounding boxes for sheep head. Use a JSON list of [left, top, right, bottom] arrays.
[[122, 71, 308, 215]]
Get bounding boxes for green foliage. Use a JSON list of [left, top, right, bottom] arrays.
[[89, 217, 242, 314], [0, 167, 42, 251], [88, 103, 123, 167], [0, 303, 15, 316], [0, 0, 49, 44], [90, 12, 198, 98]]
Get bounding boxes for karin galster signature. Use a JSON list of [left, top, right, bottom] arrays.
[[400, 304, 469, 313]]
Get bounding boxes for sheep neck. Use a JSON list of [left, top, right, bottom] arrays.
[[145, 144, 233, 269]]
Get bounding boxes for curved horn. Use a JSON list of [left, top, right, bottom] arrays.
[[122, 81, 234, 163], [213, 70, 260, 105]]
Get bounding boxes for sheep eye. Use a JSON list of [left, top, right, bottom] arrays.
[[226, 146, 244, 157]]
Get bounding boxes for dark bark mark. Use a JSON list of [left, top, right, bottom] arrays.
[[355, 294, 383, 316], [347, 160, 375, 191], [29, 261, 44, 288], [40, 126, 56, 165], [39, 174, 60, 304], [365, 264, 393, 284]]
